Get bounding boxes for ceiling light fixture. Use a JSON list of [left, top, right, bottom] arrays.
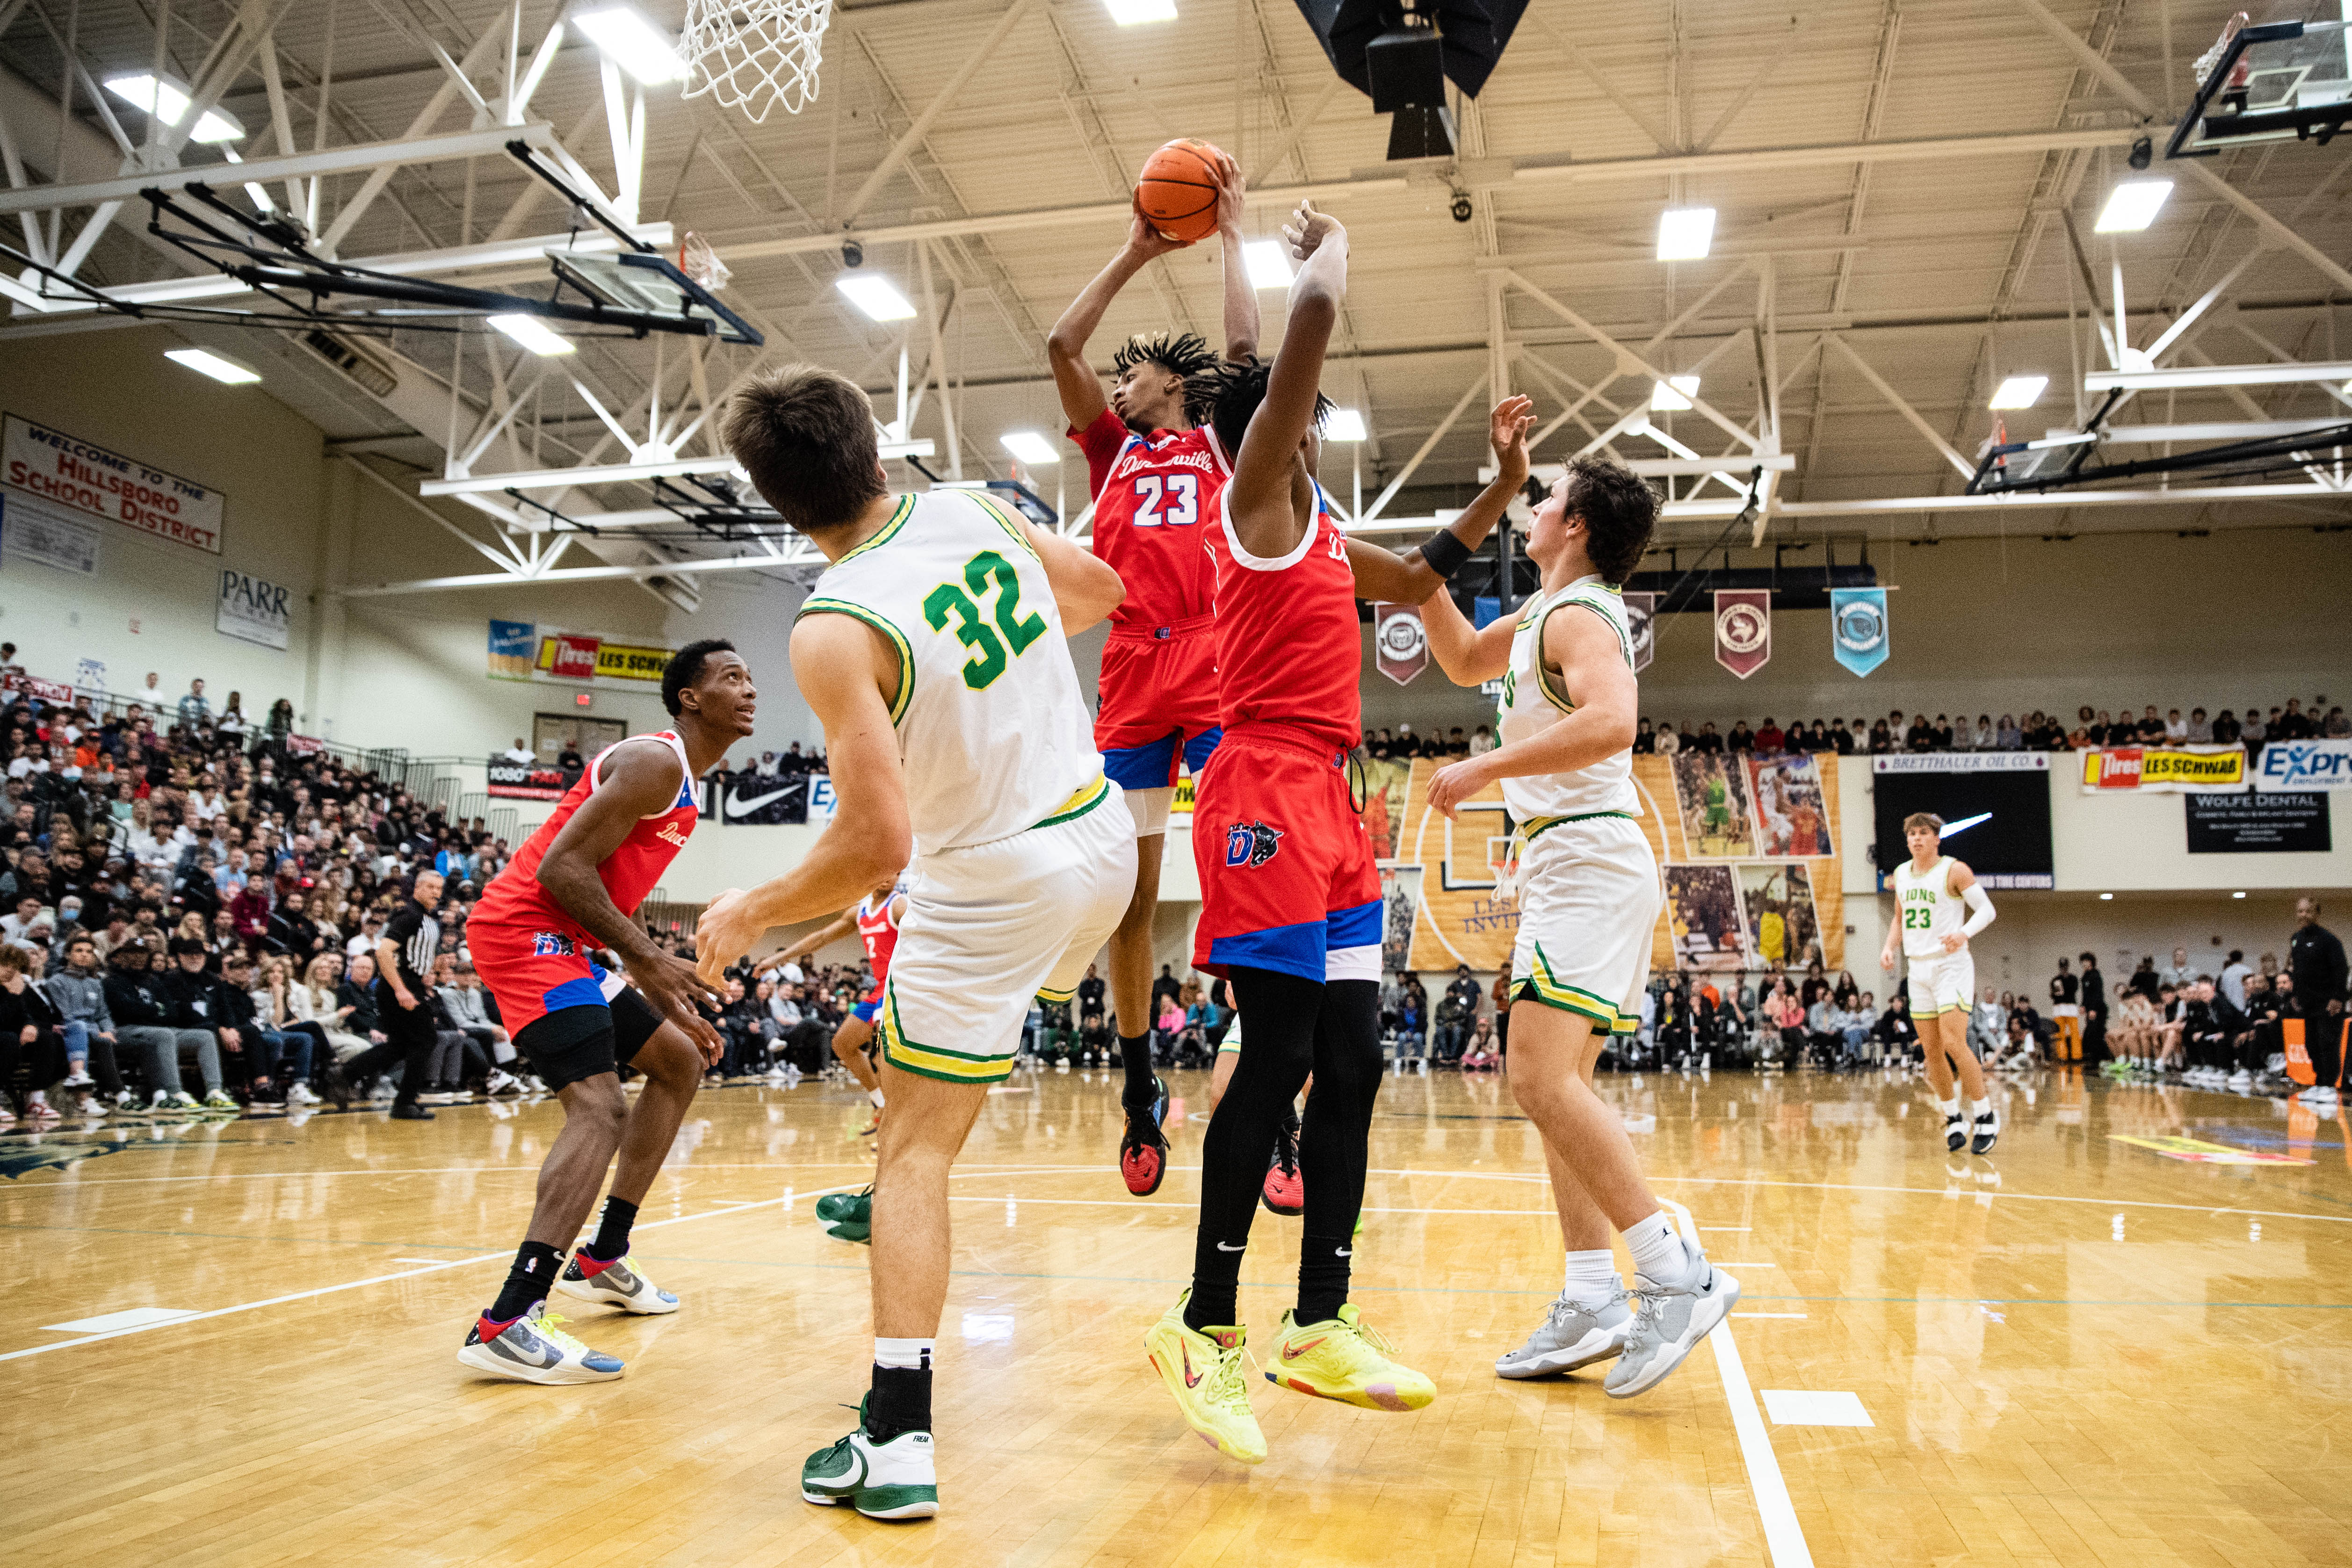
[[1000, 432, 1060, 465], [1323, 408, 1368, 442], [572, 7, 687, 84], [486, 313, 577, 356], [835, 274, 918, 321], [1656, 207, 1715, 261], [1106, 0, 1179, 22], [2094, 179, 2173, 233], [1989, 375, 2048, 409], [103, 73, 243, 143], [164, 347, 261, 384], [1650, 376, 1700, 412], [1243, 240, 1294, 290]]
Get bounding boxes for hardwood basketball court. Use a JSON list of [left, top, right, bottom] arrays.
[[6, 1066, 2347, 1566]]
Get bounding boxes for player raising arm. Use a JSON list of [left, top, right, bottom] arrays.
[[1046, 153, 1257, 1196]]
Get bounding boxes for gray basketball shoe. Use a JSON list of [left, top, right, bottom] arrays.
[[1495, 1287, 1633, 1379], [1604, 1236, 1739, 1399]]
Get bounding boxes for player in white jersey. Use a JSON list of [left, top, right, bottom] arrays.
[[1424, 441, 1739, 1401], [1880, 812, 1999, 1154], [695, 367, 1136, 1523]]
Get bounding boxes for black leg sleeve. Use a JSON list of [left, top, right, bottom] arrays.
[[1297, 979, 1382, 1323], [1185, 966, 1318, 1331]]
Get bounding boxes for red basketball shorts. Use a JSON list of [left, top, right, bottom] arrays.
[[1095, 617, 1223, 791], [1191, 728, 1382, 983]]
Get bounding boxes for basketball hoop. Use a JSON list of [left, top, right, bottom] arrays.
[[682, 0, 835, 123], [678, 231, 731, 293]]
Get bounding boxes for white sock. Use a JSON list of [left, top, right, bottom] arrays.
[[874, 1337, 933, 1371], [1968, 1097, 1992, 1120], [870, 1088, 886, 1108], [1562, 1248, 1619, 1307], [1938, 1096, 1960, 1118], [1622, 1211, 1687, 1286]]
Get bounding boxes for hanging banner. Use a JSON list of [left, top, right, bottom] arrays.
[[1621, 591, 1656, 672], [0, 491, 101, 575], [2079, 746, 2246, 794], [487, 620, 536, 679], [2, 412, 224, 554], [1375, 602, 1427, 686], [1829, 587, 1889, 677], [2253, 739, 2352, 792], [216, 568, 293, 650], [1713, 589, 1770, 679]]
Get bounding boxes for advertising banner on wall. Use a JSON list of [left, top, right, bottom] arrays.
[[2, 413, 224, 554], [216, 568, 292, 650], [2079, 746, 2246, 793], [1713, 589, 1770, 679], [2252, 739, 2352, 792], [1829, 587, 1889, 677], [2186, 791, 2331, 853], [487, 759, 572, 800], [1374, 602, 1427, 685], [485, 621, 677, 686], [0, 490, 101, 575]]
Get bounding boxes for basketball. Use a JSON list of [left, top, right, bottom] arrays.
[[1135, 138, 1224, 242]]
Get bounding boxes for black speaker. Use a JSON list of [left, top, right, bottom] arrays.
[[1294, 1, 1530, 103], [1366, 23, 1444, 112]]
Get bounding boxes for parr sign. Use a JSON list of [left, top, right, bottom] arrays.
[[2, 413, 223, 554]]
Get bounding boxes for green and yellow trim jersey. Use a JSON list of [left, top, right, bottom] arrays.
[[1496, 574, 1641, 824]]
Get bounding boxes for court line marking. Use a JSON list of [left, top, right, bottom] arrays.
[[1733, 1313, 1808, 1320], [1662, 1196, 1812, 1568], [0, 1167, 1078, 1366]]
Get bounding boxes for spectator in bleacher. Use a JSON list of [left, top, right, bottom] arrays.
[[2212, 709, 2243, 748], [175, 679, 210, 729], [1654, 722, 1680, 756], [1874, 991, 1917, 1062], [104, 939, 206, 1111], [1754, 717, 1783, 755]]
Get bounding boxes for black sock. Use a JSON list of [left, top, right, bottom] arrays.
[[1119, 1034, 1157, 1107], [488, 1240, 564, 1322], [1295, 979, 1382, 1324], [1184, 967, 1320, 1333], [584, 1195, 638, 1263], [1297, 1234, 1353, 1325], [867, 1364, 933, 1441]]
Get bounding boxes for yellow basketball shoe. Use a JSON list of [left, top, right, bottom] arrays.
[[1143, 1292, 1266, 1464], [1267, 1303, 1435, 1412]]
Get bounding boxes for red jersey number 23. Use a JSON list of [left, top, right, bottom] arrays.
[[1131, 472, 1198, 528]]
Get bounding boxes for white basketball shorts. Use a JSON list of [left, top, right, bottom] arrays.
[[1508, 813, 1659, 1037]]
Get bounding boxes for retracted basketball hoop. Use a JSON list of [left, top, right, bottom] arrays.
[[683, 0, 835, 123]]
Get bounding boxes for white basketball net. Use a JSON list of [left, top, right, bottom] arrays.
[[682, 0, 835, 123]]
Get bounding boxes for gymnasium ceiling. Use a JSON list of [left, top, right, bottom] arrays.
[[1, 0, 2348, 601]]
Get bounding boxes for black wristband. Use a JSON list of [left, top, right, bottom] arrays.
[[1419, 529, 1473, 580]]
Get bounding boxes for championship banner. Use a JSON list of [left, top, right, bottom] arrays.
[[2, 412, 224, 554], [1829, 587, 1889, 677], [1374, 602, 1427, 686], [487, 620, 536, 679], [1622, 592, 1656, 672], [2254, 738, 2352, 792], [2080, 746, 2246, 794], [1713, 589, 1770, 679]]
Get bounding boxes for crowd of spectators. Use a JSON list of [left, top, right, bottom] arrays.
[[1628, 696, 2342, 759]]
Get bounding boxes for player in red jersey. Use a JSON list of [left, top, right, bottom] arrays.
[[1046, 154, 1257, 1196], [456, 641, 755, 1386], [1141, 199, 1531, 1462], [767, 870, 906, 1132]]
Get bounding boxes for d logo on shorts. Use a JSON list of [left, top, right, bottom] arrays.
[[1224, 820, 1282, 867], [531, 932, 576, 957]]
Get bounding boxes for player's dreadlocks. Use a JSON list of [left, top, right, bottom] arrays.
[[1182, 355, 1333, 463], [1111, 329, 1220, 383]]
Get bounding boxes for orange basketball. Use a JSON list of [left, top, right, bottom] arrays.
[[1136, 138, 1224, 243]]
